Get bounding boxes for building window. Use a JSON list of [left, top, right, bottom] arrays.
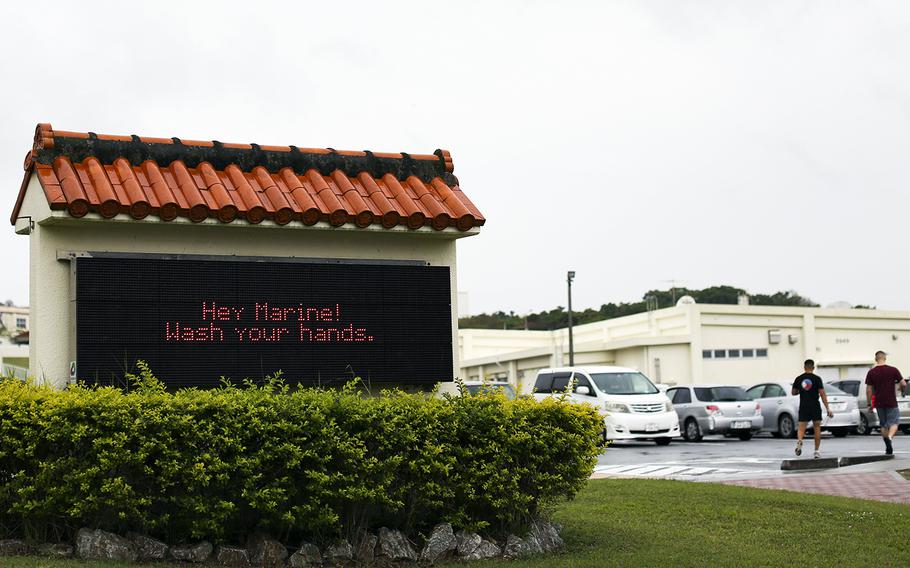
[[705, 348, 767, 361], [15, 317, 26, 329]]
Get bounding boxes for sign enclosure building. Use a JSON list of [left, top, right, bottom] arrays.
[[12, 124, 484, 389]]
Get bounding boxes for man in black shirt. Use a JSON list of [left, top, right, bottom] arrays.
[[791, 359, 834, 459]]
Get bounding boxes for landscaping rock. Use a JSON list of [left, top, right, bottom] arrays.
[[129, 533, 169, 561], [464, 539, 500, 561], [38, 543, 74, 559], [76, 528, 138, 562], [455, 531, 482, 558], [324, 540, 354, 565], [503, 535, 534, 559], [529, 519, 564, 552], [169, 541, 213, 563], [289, 542, 322, 567], [215, 545, 252, 567], [378, 527, 418, 561], [354, 533, 377, 564], [420, 523, 457, 563], [248, 534, 288, 567], [0, 539, 31, 556]]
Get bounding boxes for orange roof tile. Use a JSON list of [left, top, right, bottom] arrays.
[[11, 123, 485, 232]]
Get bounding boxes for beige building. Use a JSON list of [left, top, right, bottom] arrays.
[[459, 301, 910, 392], [0, 305, 29, 337]]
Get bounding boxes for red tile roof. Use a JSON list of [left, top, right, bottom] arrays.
[[11, 123, 484, 232]]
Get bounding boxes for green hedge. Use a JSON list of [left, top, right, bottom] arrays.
[[0, 368, 600, 545]]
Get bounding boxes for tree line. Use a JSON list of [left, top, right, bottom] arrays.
[[459, 285, 872, 330]]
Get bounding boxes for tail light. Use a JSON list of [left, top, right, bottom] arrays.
[[706, 404, 722, 416], [755, 404, 762, 416]]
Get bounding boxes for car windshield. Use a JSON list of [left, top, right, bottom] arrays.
[[590, 372, 658, 395], [695, 386, 751, 402], [465, 384, 517, 400]]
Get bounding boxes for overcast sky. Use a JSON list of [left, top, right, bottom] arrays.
[[1, 1, 908, 315]]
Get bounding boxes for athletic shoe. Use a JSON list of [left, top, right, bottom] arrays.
[[795, 440, 802, 456], [814, 450, 820, 459], [885, 437, 893, 455]]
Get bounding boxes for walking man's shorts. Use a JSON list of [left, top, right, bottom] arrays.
[[877, 407, 901, 428], [799, 404, 822, 422]]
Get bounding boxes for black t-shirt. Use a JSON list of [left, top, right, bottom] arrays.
[[793, 373, 823, 409]]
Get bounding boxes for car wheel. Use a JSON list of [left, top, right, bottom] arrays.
[[856, 414, 871, 436], [655, 437, 672, 446], [778, 414, 795, 439], [831, 428, 849, 438], [901, 425, 910, 435], [737, 432, 753, 441], [683, 418, 702, 442]]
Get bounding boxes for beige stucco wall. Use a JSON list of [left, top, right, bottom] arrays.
[[18, 174, 469, 389], [459, 303, 910, 389]]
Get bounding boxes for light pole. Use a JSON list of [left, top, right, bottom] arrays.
[[567, 271, 575, 366]]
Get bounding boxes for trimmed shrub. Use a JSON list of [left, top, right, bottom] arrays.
[[0, 371, 600, 545]]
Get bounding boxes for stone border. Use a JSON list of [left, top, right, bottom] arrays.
[[0, 520, 563, 566]]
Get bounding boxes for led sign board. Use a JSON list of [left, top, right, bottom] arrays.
[[75, 256, 453, 387]]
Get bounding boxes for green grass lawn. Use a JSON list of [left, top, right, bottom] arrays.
[[4, 479, 909, 568]]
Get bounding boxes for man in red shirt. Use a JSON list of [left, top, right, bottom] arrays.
[[865, 351, 908, 455]]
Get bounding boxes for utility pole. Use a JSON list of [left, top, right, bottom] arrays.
[[567, 271, 575, 366]]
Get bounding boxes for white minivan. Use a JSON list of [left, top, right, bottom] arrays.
[[532, 366, 679, 445]]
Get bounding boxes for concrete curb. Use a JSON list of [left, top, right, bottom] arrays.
[[780, 454, 893, 471]]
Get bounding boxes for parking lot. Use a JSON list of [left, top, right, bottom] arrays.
[[594, 431, 910, 481]]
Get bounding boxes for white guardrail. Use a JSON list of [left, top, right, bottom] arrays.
[[2, 364, 29, 380]]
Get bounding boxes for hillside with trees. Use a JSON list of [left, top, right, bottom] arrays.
[[458, 285, 837, 331]]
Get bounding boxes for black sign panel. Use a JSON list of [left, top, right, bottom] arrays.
[[75, 256, 453, 388]]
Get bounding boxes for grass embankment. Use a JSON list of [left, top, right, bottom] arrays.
[[2, 357, 28, 368], [5, 478, 909, 568]]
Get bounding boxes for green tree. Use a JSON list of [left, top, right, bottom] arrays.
[[459, 285, 824, 330]]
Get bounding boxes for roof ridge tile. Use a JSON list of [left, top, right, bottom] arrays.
[[12, 123, 485, 231]]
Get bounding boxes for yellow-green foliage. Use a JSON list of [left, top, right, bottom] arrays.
[[0, 371, 600, 545]]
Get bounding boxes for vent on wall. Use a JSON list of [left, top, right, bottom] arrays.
[[768, 329, 782, 345]]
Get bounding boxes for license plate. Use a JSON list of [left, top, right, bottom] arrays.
[[645, 423, 658, 432], [732, 421, 750, 429]]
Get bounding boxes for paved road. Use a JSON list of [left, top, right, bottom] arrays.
[[593, 431, 910, 481]]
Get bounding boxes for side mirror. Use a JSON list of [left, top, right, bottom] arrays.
[[575, 385, 590, 396]]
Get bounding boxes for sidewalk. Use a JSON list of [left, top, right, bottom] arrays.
[[722, 457, 910, 505]]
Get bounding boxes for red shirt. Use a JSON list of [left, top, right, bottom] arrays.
[[865, 365, 904, 408]]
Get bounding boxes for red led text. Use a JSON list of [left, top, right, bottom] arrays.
[[164, 301, 376, 345]]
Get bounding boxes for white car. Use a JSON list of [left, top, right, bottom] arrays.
[[532, 366, 679, 445], [461, 380, 517, 400]]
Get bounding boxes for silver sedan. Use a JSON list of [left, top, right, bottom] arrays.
[[667, 385, 764, 441], [746, 381, 859, 438], [831, 379, 910, 436]]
